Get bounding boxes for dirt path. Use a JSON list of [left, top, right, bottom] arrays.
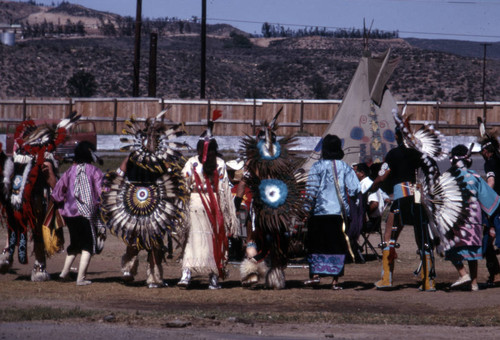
[[1, 226, 500, 339]]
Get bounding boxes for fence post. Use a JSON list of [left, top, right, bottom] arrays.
[[113, 98, 118, 134], [252, 98, 257, 135], [435, 101, 440, 129], [22, 97, 27, 121], [68, 97, 73, 116], [300, 100, 304, 132], [207, 99, 211, 122]]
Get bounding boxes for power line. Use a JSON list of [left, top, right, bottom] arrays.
[[360, 0, 500, 4], [207, 17, 500, 40]]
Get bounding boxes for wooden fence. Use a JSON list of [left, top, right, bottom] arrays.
[[1, 97, 500, 136]]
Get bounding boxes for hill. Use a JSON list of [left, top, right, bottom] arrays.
[[0, 1, 499, 101], [405, 38, 500, 60]]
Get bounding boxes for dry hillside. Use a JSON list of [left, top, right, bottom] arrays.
[[0, 1, 499, 101]]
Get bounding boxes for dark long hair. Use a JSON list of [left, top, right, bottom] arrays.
[[74, 141, 96, 164], [197, 139, 218, 176], [450, 144, 472, 168], [321, 134, 344, 160]]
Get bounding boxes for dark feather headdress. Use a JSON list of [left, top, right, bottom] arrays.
[[14, 111, 80, 157], [242, 107, 310, 267], [242, 107, 302, 178]]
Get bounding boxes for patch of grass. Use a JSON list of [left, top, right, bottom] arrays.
[[2, 305, 500, 328], [121, 308, 500, 328], [0, 306, 93, 322]]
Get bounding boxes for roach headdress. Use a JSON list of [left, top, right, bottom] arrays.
[[119, 108, 187, 173], [242, 107, 302, 178]]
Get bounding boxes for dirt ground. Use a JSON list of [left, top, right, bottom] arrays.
[[2, 225, 500, 339]]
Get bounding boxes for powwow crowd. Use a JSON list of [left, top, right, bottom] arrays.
[[1, 107, 500, 293]]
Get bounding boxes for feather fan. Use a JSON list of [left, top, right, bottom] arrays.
[[419, 166, 471, 252], [392, 106, 448, 161], [101, 169, 188, 250]]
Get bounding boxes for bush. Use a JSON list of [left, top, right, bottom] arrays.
[[224, 32, 253, 48], [67, 70, 97, 97]]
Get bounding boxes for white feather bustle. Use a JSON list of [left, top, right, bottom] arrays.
[[265, 267, 286, 290]]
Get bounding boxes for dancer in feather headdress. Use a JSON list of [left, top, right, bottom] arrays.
[[441, 144, 500, 291], [101, 110, 188, 288], [177, 110, 239, 289], [371, 105, 459, 291], [239, 108, 309, 289], [1, 112, 79, 281], [477, 118, 500, 286]]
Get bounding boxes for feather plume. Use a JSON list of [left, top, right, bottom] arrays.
[[269, 107, 283, 130], [212, 109, 222, 121], [477, 117, 487, 138], [393, 105, 448, 161]]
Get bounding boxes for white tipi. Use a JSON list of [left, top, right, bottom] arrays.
[[302, 48, 399, 171]]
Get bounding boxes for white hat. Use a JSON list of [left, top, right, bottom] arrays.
[[226, 159, 244, 171]]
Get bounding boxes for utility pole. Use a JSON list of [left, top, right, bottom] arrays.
[[133, 0, 142, 97], [481, 43, 491, 121], [200, 0, 206, 99], [148, 32, 158, 97]]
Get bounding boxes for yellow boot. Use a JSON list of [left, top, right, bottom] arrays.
[[419, 252, 436, 292], [375, 249, 393, 289]]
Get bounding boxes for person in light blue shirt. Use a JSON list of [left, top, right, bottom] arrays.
[[304, 134, 360, 290]]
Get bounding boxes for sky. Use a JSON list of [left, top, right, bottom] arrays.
[[32, 0, 500, 42]]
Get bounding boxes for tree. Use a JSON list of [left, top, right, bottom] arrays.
[[64, 19, 73, 35], [75, 20, 86, 36], [117, 16, 134, 36], [225, 32, 252, 48], [261, 22, 271, 38], [67, 70, 97, 97], [310, 75, 329, 99], [99, 19, 116, 36]]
